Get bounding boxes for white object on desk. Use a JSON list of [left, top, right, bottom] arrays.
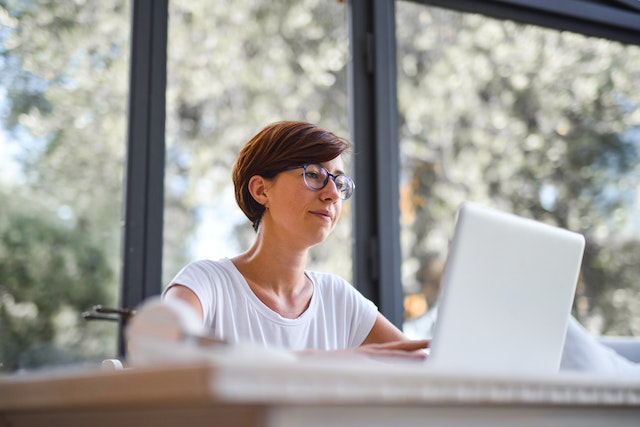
[[125, 296, 296, 367]]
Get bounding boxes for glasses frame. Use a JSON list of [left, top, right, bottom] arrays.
[[283, 164, 355, 200]]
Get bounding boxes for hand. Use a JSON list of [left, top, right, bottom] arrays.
[[354, 339, 430, 360], [297, 339, 430, 360]]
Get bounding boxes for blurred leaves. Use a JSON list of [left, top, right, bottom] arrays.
[[397, 5, 640, 335], [0, 191, 114, 371], [0, 0, 127, 371]]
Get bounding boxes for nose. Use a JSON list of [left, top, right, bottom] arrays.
[[321, 176, 341, 202]]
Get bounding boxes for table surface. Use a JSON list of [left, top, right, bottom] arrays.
[[2, 343, 640, 427]]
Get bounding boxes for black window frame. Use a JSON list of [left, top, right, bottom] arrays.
[[119, 0, 168, 353]]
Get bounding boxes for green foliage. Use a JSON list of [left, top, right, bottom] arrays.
[[0, 0, 127, 371], [397, 5, 640, 335], [0, 192, 114, 371]]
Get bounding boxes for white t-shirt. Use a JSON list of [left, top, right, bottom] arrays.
[[164, 258, 378, 351]]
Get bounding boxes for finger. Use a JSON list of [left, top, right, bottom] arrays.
[[365, 348, 427, 360]]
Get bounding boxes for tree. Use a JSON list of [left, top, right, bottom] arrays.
[[0, 0, 130, 371], [0, 190, 114, 371], [396, 5, 640, 335]]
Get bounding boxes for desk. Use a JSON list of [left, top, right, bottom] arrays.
[[2, 352, 640, 427]]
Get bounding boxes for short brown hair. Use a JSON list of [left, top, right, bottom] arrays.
[[232, 121, 350, 231]]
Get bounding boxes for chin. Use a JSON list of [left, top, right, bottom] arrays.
[[309, 231, 331, 247]]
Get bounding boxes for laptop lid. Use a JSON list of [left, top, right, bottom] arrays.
[[426, 202, 585, 376]]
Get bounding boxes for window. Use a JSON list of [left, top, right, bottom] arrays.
[[397, 2, 640, 338], [0, 1, 130, 371], [2, 0, 638, 373]]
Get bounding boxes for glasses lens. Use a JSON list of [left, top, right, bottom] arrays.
[[335, 175, 354, 200], [303, 164, 328, 190], [301, 164, 354, 200]]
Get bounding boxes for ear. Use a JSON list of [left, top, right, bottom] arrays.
[[248, 175, 269, 206]]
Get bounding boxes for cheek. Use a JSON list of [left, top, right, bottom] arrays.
[[281, 190, 311, 217], [333, 203, 343, 224]]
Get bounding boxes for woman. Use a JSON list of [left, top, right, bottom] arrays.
[[163, 121, 428, 359]]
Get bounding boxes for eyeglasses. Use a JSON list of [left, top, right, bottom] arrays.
[[284, 164, 355, 200]]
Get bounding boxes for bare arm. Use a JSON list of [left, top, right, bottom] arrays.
[[355, 313, 430, 359], [163, 284, 204, 323], [362, 313, 408, 344]]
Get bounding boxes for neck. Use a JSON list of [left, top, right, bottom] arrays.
[[232, 230, 309, 295], [231, 233, 313, 319]]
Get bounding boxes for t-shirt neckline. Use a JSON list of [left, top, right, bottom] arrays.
[[221, 257, 316, 325]]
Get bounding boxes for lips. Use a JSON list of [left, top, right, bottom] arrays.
[[310, 210, 333, 221]]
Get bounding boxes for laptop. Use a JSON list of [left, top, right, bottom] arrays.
[[426, 202, 585, 376]]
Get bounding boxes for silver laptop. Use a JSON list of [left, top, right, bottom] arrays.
[[426, 202, 585, 376]]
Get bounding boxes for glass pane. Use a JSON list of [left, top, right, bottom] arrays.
[[164, 1, 352, 288], [0, 1, 130, 372], [397, 3, 640, 338]]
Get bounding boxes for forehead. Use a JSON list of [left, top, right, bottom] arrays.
[[320, 156, 345, 173]]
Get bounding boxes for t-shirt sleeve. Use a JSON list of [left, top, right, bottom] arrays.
[[162, 260, 216, 327]]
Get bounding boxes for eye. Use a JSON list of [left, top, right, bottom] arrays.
[[305, 171, 320, 180], [334, 175, 348, 190], [304, 165, 326, 182]]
